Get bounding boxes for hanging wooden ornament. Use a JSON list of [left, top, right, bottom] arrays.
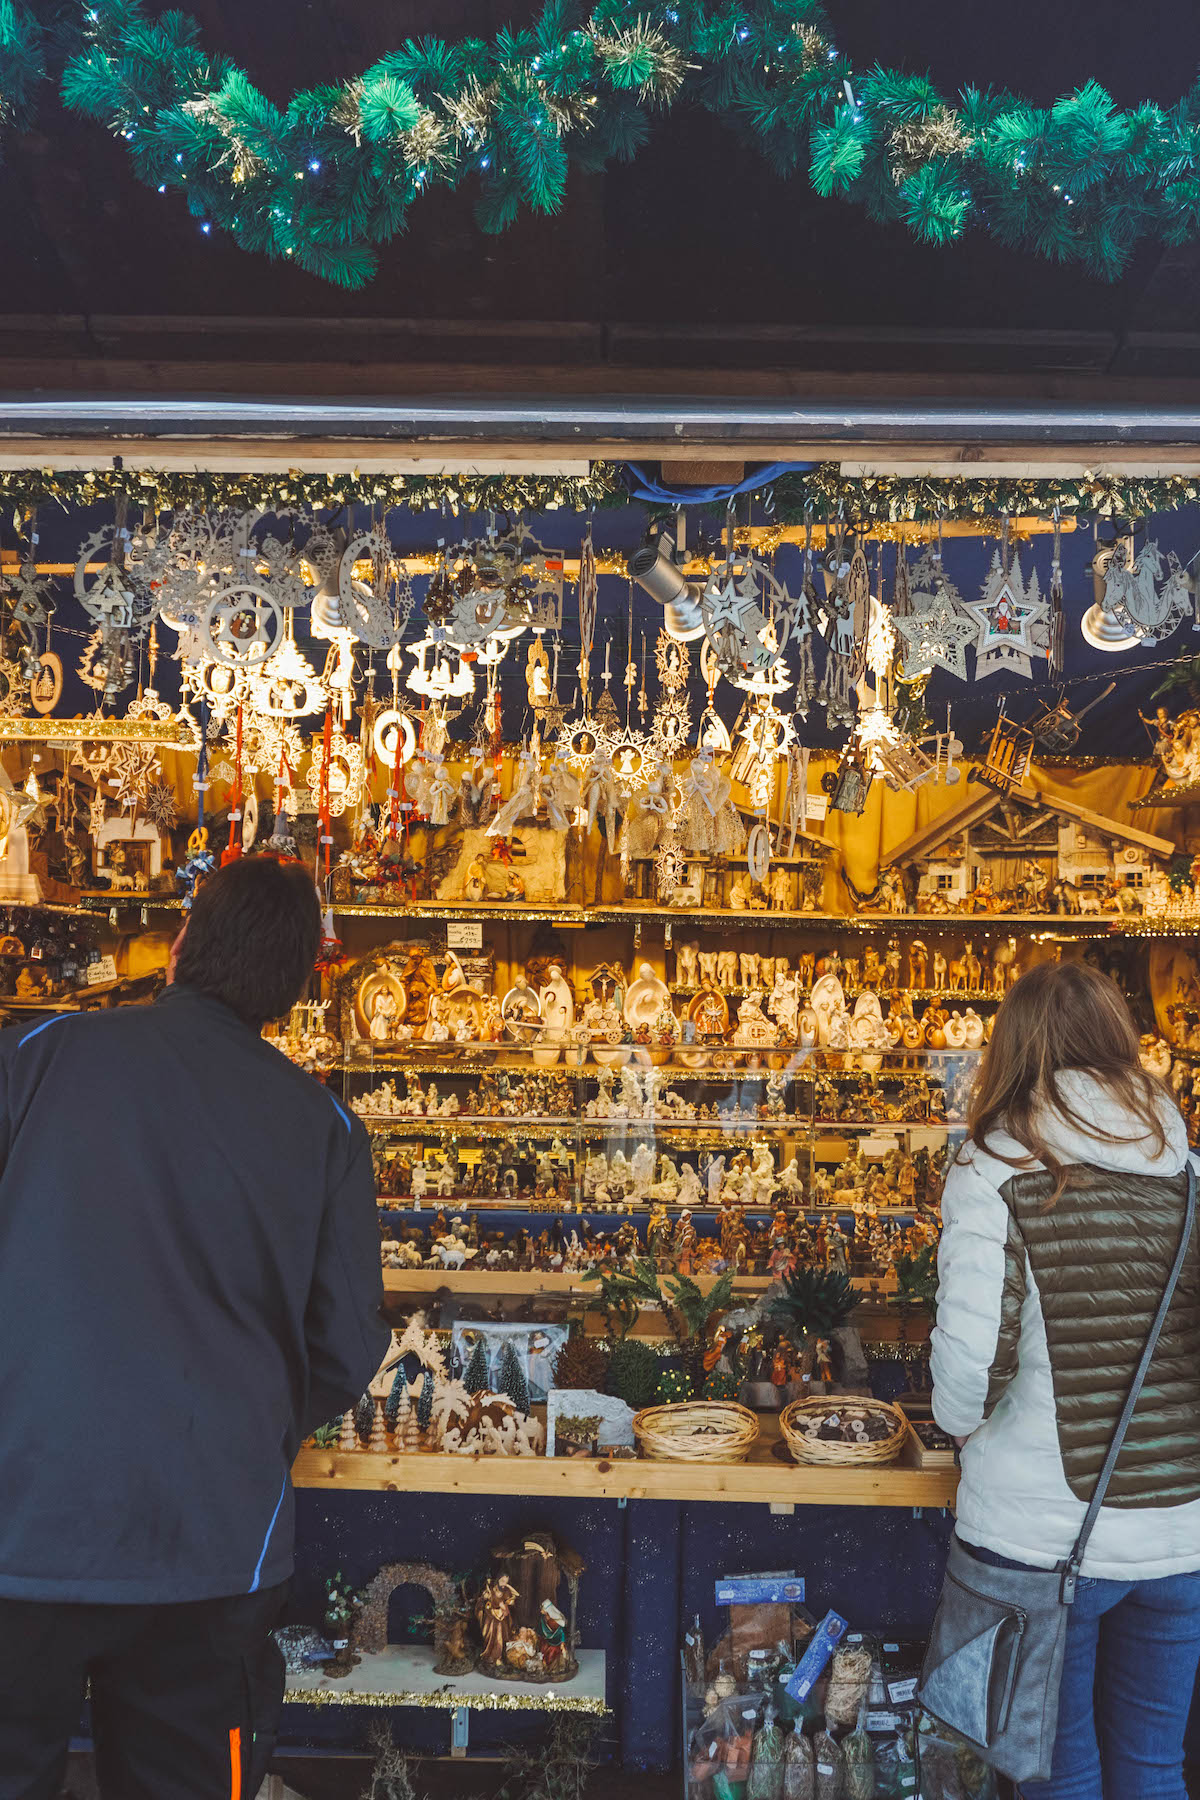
[[747, 822, 771, 883], [526, 636, 551, 718], [962, 519, 1048, 680], [29, 653, 62, 716], [976, 705, 1035, 795]]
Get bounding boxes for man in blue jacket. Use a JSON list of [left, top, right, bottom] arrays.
[[0, 856, 389, 1799]]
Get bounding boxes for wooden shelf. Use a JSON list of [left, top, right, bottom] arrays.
[[318, 902, 1145, 933], [379, 1268, 896, 1297], [377, 1196, 927, 1217], [285, 1646, 606, 1713], [291, 1426, 956, 1508]]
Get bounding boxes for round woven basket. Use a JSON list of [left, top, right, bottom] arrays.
[[779, 1396, 907, 1467], [633, 1401, 759, 1464]]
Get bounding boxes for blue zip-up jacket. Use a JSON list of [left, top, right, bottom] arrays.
[[0, 981, 389, 1603]]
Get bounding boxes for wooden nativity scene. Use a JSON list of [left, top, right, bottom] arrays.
[[871, 782, 1174, 917], [329, 1530, 586, 1688]]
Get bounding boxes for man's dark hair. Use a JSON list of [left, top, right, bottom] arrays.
[[174, 857, 322, 1027]]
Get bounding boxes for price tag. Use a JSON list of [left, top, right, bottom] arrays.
[[87, 956, 118, 986], [866, 1710, 902, 1733], [447, 922, 483, 950], [805, 793, 829, 820]]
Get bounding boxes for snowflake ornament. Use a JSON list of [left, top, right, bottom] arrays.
[[144, 780, 179, 832]]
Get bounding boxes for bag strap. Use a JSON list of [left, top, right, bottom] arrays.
[[1060, 1160, 1196, 1604]]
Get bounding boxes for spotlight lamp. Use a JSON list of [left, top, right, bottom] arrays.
[[627, 531, 706, 642]]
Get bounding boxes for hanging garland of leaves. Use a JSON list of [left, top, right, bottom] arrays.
[[2, 461, 1198, 523], [2, 0, 1200, 285], [768, 466, 1200, 523], [0, 461, 628, 515]]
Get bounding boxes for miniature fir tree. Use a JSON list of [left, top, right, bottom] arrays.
[[463, 1339, 489, 1395], [402, 1401, 422, 1453], [385, 1361, 408, 1429], [392, 1389, 413, 1447], [496, 1339, 531, 1415], [354, 1391, 374, 1442], [416, 1373, 434, 1437]]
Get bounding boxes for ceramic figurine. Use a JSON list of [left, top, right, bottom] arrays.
[[624, 961, 670, 1031]]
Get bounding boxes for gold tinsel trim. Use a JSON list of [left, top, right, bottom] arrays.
[[285, 1686, 608, 1713], [888, 107, 973, 180]]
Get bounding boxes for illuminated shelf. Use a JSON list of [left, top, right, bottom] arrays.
[[377, 1197, 929, 1217], [319, 901, 1149, 933], [291, 1425, 956, 1509], [285, 1645, 606, 1714]]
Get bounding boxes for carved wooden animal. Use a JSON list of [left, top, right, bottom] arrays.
[[698, 950, 719, 989], [947, 953, 967, 993], [1077, 886, 1102, 916], [1052, 878, 1082, 916], [992, 935, 1019, 995], [739, 952, 760, 988], [675, 941, 700, 988], [963, 941, 982, 990], [798, 953, 815, 990], [933, 950, 948, 990], [716, 950, 738, 988]]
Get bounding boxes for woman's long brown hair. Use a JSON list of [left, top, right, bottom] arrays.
[[968, 961, 1170, 1200]]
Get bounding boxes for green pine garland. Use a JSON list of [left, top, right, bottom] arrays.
[[769, 466, 1200, 523], [0, 461, 626, 516], [0, 1, 1197, 284]]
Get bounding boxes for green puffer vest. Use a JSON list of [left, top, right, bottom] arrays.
[[987, 1163, 1200, 1508]]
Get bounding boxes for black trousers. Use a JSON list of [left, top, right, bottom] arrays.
[[0, 1584, 288, 1800]]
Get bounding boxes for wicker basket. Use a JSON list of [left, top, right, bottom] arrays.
[[633, 1401, 759, 1463], [779, 1396, 907, 1467]]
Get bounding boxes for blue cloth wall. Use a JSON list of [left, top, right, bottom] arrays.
[[284, 1492, 954, 1770]]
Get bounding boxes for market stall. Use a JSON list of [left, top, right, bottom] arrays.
[[1, 456, 1198, 1787]]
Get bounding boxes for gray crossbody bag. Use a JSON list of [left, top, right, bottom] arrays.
[[918, 1161, 1196, 1785]]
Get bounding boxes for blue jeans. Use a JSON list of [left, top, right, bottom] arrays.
[[966, 1545, 1200, 1799]]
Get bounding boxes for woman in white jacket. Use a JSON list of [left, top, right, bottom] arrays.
[[931, 960, 1200, 1799]]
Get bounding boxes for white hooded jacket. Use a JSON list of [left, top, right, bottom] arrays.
[[931, 1072, 1200, 1580]]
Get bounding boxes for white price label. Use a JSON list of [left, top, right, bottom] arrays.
[[805, 793, 829, 820], [87, 956, 118, 986], [447, 921, 483, 950]]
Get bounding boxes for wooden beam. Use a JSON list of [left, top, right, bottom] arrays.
[[1045, 791, 1175, 858], [882, 787, 1009, 868]]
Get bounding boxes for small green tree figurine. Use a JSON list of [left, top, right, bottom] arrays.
[[496, 1339, 531, 1415], [416, 1372, 434, 1437], [463, 1338, 489, 1395]]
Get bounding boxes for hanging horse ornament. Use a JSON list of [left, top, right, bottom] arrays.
[[1097, 539, 1194, 644]]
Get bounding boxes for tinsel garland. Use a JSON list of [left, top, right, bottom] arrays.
[[0, 461, 627, 516], [770, 466, 1200, 524], [4, 459, 1198, 527], [0, 1, 1195, 285]]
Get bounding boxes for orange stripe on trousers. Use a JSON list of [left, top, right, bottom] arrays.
[[229, 1725, 242, 1800]]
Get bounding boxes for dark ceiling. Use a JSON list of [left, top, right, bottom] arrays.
[[2, 0, 1200, 394]]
